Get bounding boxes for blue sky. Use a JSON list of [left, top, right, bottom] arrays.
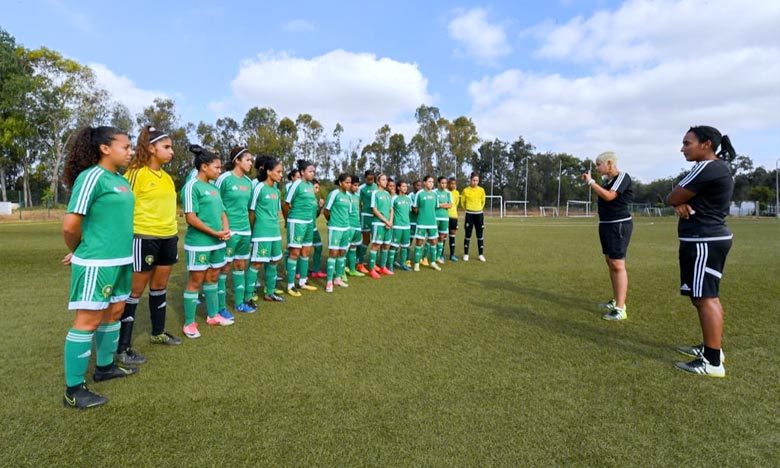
[[3, 0, 779, 181]]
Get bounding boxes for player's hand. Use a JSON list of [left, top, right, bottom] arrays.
[[318, 199, 325, 208], [673, 204, 695, 219], [216, 230, 231, 241], [385, 222, 392, 229], [582, 172, 592, 184], [62, 252, 73, 266]]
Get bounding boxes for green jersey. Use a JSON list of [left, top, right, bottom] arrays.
[[370, 189, 392, 224], [392, 194, 412, 228], [325, 189, 351, 230], [67, 165, 134, 265], [413, 189, 437, 227], [181, 178, 226, 249], [250, 182, 282, 239], [348, 192, 361, 228], [216, 172, 252, 235], [359, 183, 378, 214], [435, 188, 452, 220], [285, 179, 317, 222]]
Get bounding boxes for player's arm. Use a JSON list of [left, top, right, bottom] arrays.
[[281, 201, 291, 221], [666, 186, 696, 219], [185, 212, 228, 239], [62, 214, 83, 264]]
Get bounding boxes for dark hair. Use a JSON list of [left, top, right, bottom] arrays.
[[688, 126, 736, 161], [312, 178, 320, 185], [413, 179, 421, 185], [364, 169, 375, 178], [225, 146, 250, 171], [422, 175, 434, 183], [437, 176, 447, 183], [297, 159, 314, 172], [255, 155, 281, 182], [448, 177, 456, 183], [351, 174, 360, 185], [287, 168, 300, 181], [130, 125, 170, 170], [335, 173, 351, 185], [397, 179, 408, 187], [470, 172, 480, 179], [189, 144, 220, 171], [64, 126, 127, 187]]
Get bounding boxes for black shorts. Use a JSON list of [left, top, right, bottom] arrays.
[[598, 220, 633, 260], [132, 236, 179, 273], [449, 217, 458, 231], [679, 239, 731, 298]]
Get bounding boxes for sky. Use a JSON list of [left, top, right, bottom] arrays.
[[3, 0, 779, 181]]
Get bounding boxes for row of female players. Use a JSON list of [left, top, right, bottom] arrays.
[[60, 124, 486, 408]]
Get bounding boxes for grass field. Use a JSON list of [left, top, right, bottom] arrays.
[[1, 216, 778, 468]]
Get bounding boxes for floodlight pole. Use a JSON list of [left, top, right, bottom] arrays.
[[775, 158, 779, 218], [587, 160, 592, 216], [490, 154, 495, 213], [524, 154, 529, 203], [556, 158, 562, 214]]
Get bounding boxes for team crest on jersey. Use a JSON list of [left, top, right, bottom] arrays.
[[102, 285, 114, 298], [145, 255, 155, 265], [260, 247, 268, 256], [226, 247, 234, 256], [198, 254, 208, 263]]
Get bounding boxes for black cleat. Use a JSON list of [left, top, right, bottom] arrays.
[[93, 364, 139, 382], [115, 348, 146, 365], [63, 384, 108, 409]]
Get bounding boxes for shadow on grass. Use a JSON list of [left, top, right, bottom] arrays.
[[474, 279, 670, 364]]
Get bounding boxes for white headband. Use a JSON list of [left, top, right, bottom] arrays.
[[232, 148, 248, 161], [149, 131, 169, 144]]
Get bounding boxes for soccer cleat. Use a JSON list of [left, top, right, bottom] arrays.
[[274, 289, 285, 295], [325, 281, 334, 293], [598, 299, 617, 310], [357, 264, 370, 274], [674, 357, 725, 378], [206, 315, 234, 326], [246, 299, 258, 310], [115, 348, 146, 365], [394, 262, 401, 268], [379, 267, 395, 276], [235, 302, 256, 314], [182, 323, 201, 339], [398, 265, 412, 272], [436, 257, 445, 265], [405, 260, 412, 267], [420, 258, 429, 267], [413, 263, 420, 272], [602, 307, 627, 321], [334, 278, 349, 288], [299, 283, 318, 291], [676, 344, 726, 363], [369, 269, 382, 279], [449, 255, 459, 262], [63, 384, 107, 409], [340, 274, 349, 283], [93, 364, 139, 382], [430, 262, 441, 271], [286, 288, 302, 297], [478, 255, 486, 262], [346, 269, 365, 277], [311, 271, 327, 279], [463, 254, 469, 262], [218, 308, 235, 320], [263, 293, 286, 302], [150, 332, 182, 345]]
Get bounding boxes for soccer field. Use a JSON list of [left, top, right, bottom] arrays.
[[1, 217, 778, 467]]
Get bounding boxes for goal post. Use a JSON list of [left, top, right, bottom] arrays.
[[566, 200, 593, 217], [539, 206, 559, 217], [503, 200, 528, 217], [485, 195, 504, 218]]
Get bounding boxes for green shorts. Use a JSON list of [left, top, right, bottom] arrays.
[[68, 263, 132, 310], [350, 227, 362, 247], [391, 228, 411, 248], [410, 222, 417, 238], [251, 238, 283, 263], [328, 228, 351, 250], [437, 218, 449, 234], [371, 223, 392, 245], [313, 229, 323, 247], [185, 247, 227, 271], [361, 214, 374, 232], [226, 233, 251, 261], [415, 225, 438, 240], [287, 220, 314, 248]]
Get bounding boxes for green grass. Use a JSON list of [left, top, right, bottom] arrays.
[[1, 217, 778, 467]]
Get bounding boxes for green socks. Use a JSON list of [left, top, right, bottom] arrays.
[[414, 245, 423, 264], [94, 321, 120, 367], [264, 263, 278, 295], [217, 274, 227, 310], [347, 248, 357, 271], [246, 267, 260, 301], [313, 245, 323, 273], [388, 249, 397, 270], [297, 257, 310, 285], [232, 270, 246, 304], [336, 257, 346, 277], [400, 248, 408, 266], [286, 257, 297, 288], [357, 244, 367, 265], [64, 329, 93, 387], [326, 257, 337, 281], [203, 283, 218, 318], [369, 251, 377, 270], [380, 250, 388, 269], [183, 290, 199, 325]]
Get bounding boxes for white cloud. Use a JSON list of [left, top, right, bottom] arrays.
[[214, 49, 432, 145], [470, 0, 780, 180], [448, 8, 511, 63], [282, 19, 315, 32], [89, 63, 168, 116]]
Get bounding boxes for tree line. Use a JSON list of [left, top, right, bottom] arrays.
[[1, 27, 777, 210]]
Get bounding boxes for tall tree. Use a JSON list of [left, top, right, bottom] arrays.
[[446, 116, 479, 180], [136, 98, 193, 187], [295, 114, 324, 171], [386, 133, 409, 177], [411, 105, 442, 177]]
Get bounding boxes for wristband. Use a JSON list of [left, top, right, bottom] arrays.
[[588, 179, 596, 185]]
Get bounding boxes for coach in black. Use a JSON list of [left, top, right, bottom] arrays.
[[583, 152, 633, 321], [667, 126, 735, 378]]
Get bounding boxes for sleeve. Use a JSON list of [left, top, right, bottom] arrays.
[[285, 179, 300, 204], [182, 181, 199, 214], [479, 188, 486, 209], [67, 170, 101, 215], [214, 173, 226, 189], [678, 161, 725, 193], [124, 169, 139, 193], [411, 192, 418, 208], [325, 190, 337, 210], [370, 191, 378, 208], [610, 173, 631, 193], [460, 189, 466, 209], [249, 184, 261, 211]]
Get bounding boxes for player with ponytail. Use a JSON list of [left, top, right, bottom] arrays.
[[281, 159, 319, 296], [249, 156, 286, 302]]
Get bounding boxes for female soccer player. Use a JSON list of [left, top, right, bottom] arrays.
[[368, 173, 394, 278], [357, 170, 378, 273], [582, 152, 634, 321], [390, 179, 413, 272], [323, 174, 353, 292], [667, 126, 736, 378], [282, 160, 319, 296], [412, 176, 441, 272], [310, 179, 327, 280], [249, 156, 286, 302], [61, 126, 138, 409], [408, 179, 422, 267], [460, 172, 487, 262], [435, 176, 453, 264], [345, 174, 365, 278], [116, 126, 181, 367], [215, 146, 257, 316], [447, 177, 461, 261], [180, 145, 233, 339]]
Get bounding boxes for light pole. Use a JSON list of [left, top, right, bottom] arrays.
[[775, 158, 779, 218]]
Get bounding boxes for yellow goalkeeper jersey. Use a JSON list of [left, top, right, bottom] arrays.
[[460, 185, 486, 213], [448, 189, 460, 218], [124, 166, 178, 237]]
